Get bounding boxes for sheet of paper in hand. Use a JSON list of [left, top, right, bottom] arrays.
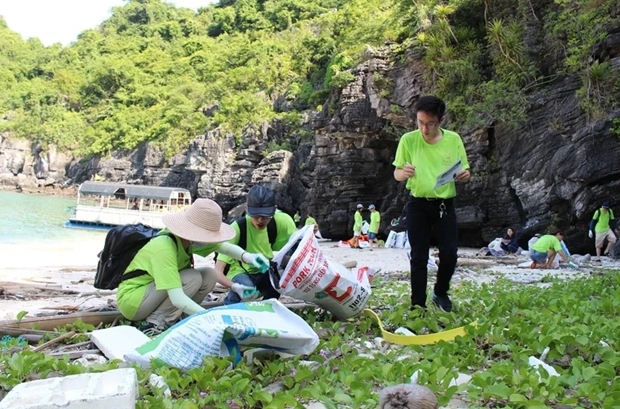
[[433, 159, 463, 190]]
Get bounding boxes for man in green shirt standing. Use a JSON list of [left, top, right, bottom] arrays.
[[294, 210, 302, 227], [352, 204, 364, 248], [393, 96, 471, 313], [368, 204, 381, 248], [215, 185, 298, 304], [589, 201, 617, 259]]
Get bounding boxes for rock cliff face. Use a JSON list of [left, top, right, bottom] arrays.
[[2, 24, 620, 253]]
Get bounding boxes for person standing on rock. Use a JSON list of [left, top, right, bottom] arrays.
[[368, 204, 381, 248], [214, 185, 298, 304], [589, 201, 617, 260], [352, 204, 364, 248], [392, 95, 471, 313]]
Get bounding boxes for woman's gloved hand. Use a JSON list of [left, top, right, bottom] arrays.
[[242, 253, 271, 273], [231, 283, 261, 300]]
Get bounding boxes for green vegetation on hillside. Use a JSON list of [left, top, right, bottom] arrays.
[[0, 0, 618, 157]]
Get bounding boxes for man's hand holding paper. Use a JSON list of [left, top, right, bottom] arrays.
[[433, 159, 464, 190]]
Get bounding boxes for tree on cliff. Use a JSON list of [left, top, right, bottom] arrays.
[[0, 0, 617, 158]]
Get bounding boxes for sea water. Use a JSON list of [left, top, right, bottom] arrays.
[[0, 190, 106, 244], [0, 191, 107, 268]]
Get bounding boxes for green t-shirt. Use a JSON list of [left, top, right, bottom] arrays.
[[305, 216, 317, 226], [392, 129, 470, 199], [294, 213, 301, 223], [353, 210, 363, 233], [116, 229, 219, 320], [530, 235, 562, 253], [369, 211, 381, 234], [217, 212, 297, 279], [592, 208, 614, 233]]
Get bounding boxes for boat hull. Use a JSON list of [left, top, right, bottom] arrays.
[[68, 206, 166, 229]]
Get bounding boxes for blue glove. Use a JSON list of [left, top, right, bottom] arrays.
[[243, 253, 271, 274]]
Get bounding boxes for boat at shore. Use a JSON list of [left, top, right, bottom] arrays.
[[65, 181, 191, 230]]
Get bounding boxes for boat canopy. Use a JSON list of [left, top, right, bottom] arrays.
[[78, 182, 190, 201]]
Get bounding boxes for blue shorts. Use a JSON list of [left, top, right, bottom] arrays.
[[368, 232, 377, 240], [530, 250, 547, 262]]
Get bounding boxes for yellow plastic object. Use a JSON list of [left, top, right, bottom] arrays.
[[362, 309, 476, 345]]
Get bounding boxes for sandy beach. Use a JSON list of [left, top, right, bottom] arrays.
[[0, 233, 611, 321]]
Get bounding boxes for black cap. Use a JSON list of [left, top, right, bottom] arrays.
[[247, 185, 276, 217], [603, 201, 611, 208]]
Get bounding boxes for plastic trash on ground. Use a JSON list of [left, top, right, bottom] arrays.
[[125, 299, 319, 371]]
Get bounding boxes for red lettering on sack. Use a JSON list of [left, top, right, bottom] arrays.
[[292, 266, 311, 288], [324, 274, 353, 302]]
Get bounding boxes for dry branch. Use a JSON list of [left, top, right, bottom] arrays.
[[33, 331, 76, 352]]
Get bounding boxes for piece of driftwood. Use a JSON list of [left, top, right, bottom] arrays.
[[456, 259, 501, 268], [0, 326, 60, 337], [48, 349, 102, 359], [32, 331, 76, 352], [0, 302, 318, 331], [0, 311, 121, 331], [54, 340, 93, 351]]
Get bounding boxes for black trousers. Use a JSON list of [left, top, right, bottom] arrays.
[[406, 196, 458, 308]]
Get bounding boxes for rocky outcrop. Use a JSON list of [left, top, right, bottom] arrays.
[[0, 133, 73, 193], [2, 24, 620, 252]]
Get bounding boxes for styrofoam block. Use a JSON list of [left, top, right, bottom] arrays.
[[91, 325, 149, 361], [0, 368, 138, 409]]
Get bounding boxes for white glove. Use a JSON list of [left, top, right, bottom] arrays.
[[588, 231, 593, 239], [231, 283, 261, 301], [242, 253, 270, 274]]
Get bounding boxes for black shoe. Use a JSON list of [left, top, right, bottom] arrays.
[[432, 293, 453, 312]]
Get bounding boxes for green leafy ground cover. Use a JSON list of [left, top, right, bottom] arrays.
[[1, 271, 619, 408]]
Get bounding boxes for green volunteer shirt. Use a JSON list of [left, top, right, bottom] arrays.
[[217, 212, 297, 279], [593, 209, 614, 233], [305, 216, 317, 226], [353, 210, 363, 233], [116, 229, 218, 320], [530, 235, 562, 253], [369, 211, 381, 234], [392, 129, 470, 199]]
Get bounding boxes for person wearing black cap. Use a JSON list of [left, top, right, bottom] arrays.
[[215, 185, 298, 304], [589, 201, 617, 259]]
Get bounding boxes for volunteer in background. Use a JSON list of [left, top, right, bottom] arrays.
[[368, 204, 381, 248], [589, 201, 617, 260]]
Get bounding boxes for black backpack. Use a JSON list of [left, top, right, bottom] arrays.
[[94, 223, 176, 290], [219, 216, 277, 275]]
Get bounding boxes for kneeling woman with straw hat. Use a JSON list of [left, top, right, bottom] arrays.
[[116, 198, 269, 335]]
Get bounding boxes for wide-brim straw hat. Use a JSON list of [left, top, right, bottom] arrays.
[[162, 198, 235, 243]]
